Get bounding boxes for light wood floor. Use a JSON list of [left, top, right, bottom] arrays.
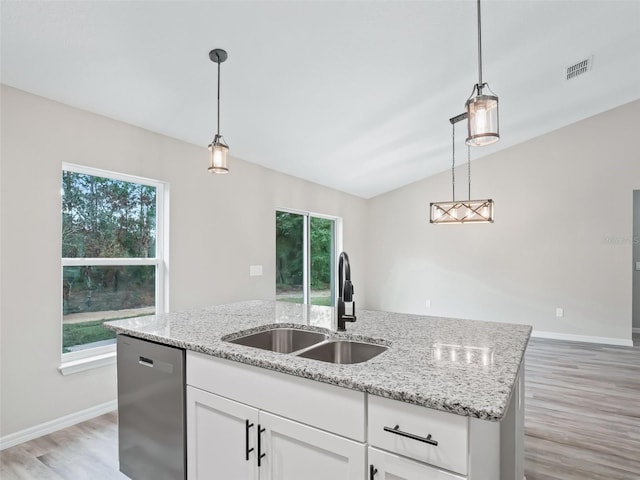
[[0, 411, 127, 480], [524, 337, 640, 480], [1, 338, 639, 480]]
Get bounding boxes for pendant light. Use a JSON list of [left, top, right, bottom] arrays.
[[465, 0, 499, 147], [208, 48, 229, 174], [430, 113, 494, 224]]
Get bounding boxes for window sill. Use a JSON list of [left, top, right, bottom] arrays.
[[59, 351, 117, 376]]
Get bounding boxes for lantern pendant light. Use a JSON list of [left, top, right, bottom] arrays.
[[208, 48, 229, 174], [430, 114, 494, 224], [465, 0, 499, 147], [430, 0, 499, 224]]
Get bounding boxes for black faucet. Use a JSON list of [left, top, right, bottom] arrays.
[[337, 251, 356, 331]]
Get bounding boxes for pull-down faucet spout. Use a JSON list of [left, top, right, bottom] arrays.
[[337, 252, 356, 331]]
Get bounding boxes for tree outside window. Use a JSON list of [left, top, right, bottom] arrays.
[[275, 210, 338, 306], [61, 166, 166, 355]]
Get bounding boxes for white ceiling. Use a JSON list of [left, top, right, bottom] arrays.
[[2, 1, 639, 198]]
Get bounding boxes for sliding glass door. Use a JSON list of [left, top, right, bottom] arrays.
[[275, 210, 338, 306]]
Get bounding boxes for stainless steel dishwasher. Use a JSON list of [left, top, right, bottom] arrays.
[[117, 335, 186, 480]]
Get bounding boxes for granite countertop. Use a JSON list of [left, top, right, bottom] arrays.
[[105, 300, 531, 422]]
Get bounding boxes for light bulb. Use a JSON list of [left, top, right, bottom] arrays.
[[208, 141, 229, 174], [474, 105, 487, 134]]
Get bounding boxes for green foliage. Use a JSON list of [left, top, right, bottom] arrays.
[[62, 171, 156, 258], [63, 265, 155, 314], [310, 296, 332, 306], [275, 212, 304, 287], [62, 313, 153, 352], [275, 212, 334, 291], [310, 217, 333, 289], [276, 296, 304, 304], [61, 171, 157, 315], [62, 320, 117, 352], [278, 295, 332, 306]]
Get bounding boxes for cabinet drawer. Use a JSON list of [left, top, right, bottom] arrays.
[[368, 447, 465, 480], [187, 351, 366, 441], [368, 395, 468, 475]]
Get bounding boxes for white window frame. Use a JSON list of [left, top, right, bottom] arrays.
[[59, 163, 169, 375], [276, 208, 342, 306]]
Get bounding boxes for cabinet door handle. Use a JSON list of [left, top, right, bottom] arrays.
[[383, 424, 438, 446], [257, 425, 266, 467], [245, 420, 254, 461], [369, 464, 378, 479]]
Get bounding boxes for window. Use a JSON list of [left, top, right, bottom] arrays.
[[61, 164, 167, 369], [275, 209, 340, 306]]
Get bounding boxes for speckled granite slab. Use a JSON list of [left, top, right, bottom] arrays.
[[105, 300, 531, 422]]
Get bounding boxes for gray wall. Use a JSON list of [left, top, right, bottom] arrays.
[[634, 190, 640, 330], [2, 84, 639, 439], [365, 100, 640, 344], [0, 85, 368, 437]]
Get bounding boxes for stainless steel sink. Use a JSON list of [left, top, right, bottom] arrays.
[[297, 340, 387, 364], [227, 328, 328, 354]]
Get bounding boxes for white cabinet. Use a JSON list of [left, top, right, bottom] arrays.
[[368, 447, 464, 480], [187, 386, 258, 480], [187, 351, 366, 441], [186, 351, 524, 480], [368, 395, 468, 475], [260, 411, 365, 480], [186, 385, 365, 480]]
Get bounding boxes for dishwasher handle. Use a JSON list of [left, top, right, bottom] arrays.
[[139, 356, 154, 367], [138, 356, 174, 374]]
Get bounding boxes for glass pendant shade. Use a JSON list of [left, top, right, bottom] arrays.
[[465, 93, 499, 146], [207, 48, 229, 174], [208, 136, 229, 174], [430, 199, 494, 224]]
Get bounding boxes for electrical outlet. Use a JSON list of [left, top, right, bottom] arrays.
[[556, 307, 564, 318], [425, 299, 431, 308], [249, 265, 263, 276], [636, 261, 640, 271]]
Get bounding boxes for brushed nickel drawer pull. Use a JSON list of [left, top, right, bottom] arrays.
[[383, 424, 439, 446]]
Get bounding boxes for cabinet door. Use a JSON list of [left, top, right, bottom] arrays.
[[259, 411, 366, 480], [368, 447, 464, 480], [187, 386, 259, 480]]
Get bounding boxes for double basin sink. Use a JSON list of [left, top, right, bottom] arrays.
[[226, 327, 387, 364]]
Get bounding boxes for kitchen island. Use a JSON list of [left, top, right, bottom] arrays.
[[106, 300, 531, 480]]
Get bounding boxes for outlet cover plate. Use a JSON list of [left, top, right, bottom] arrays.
[[249, 265, 263, 276]]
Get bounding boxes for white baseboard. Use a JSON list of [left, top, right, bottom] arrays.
[[0, 400, 117, 451], [532, 330, 634, 347]]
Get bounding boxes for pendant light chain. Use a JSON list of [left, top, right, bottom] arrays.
[[216, 53, 221, 136], [476, 0, 483, 91], [468, 146, 471, 201], [452, 122, 456, 202]]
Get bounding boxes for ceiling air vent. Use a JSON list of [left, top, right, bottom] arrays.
[[565, 56, 593, 80]]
